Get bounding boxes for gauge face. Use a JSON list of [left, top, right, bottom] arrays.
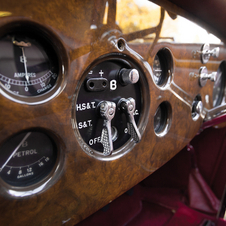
[[153, 54, 163, 85], [154, 102, 171, 135], [0, 33, 59, 97], [153, 49, 173, 87], [213, 62, 226, 107], [0, 131, 57, 187], [75, 59, 142, 157]]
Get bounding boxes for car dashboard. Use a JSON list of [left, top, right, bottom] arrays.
[[1, 0, 226, 225]]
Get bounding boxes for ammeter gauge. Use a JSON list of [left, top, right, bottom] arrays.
[[0, 32, 59, 100]]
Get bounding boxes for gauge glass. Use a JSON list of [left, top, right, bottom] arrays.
[[213, 63, 226, 107], [153, 54, 163, 85], [0, 33, 59, 97], [154, 102, 171, 136], [154, 105, 162, 133], [0, 131, 57, 187]]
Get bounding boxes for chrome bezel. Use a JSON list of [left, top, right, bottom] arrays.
[[152, 47, 173, 88], [0, 129, 64, 199], [154, 101, 172, 137], [0, 21, 67, 105], [72, 43, 150, 161]]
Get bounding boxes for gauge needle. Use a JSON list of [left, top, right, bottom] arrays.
[[0, 132, 31, 172], [21, 47, 29, 83], [12, 38, 31, 83]]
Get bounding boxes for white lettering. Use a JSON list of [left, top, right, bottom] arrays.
[[40, 82, 45, 88], [17, 172, 34, 179], [20, 56, 27, 63], [52, 73, 57, 79], [110, 80, 117, 90], [78, 120, 92, 129], [133, 110, 139, 116], [89, 136, 101, 146], [14, 72, 36, 78], [37, 84, 51, 93], [76, 102, 96, 111], [13, 149, 38, 158], [5, 84, 11, 89]]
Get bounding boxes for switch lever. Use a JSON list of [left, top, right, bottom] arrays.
[[119, 98, 141, 143], [99, 101, 116, 156]]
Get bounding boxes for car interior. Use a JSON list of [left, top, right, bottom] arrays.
[[1, 0, 226, 225]]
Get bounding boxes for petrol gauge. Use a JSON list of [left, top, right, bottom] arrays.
[[0, 33, 59, 98], [0, 131, 58, 187]]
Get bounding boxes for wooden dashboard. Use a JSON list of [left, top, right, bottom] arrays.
[[0, 0, 226, 225]]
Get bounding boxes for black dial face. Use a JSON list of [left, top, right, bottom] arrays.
[[213, 63, 226, 107], [0, 33, 59, 97], [0, 131, 57, 187], [75, 59, 142, 154]]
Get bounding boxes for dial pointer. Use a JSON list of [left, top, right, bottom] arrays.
[[0, 132, 31, 172]]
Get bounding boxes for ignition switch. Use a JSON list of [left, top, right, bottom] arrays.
[[73, 57, 144, 159]]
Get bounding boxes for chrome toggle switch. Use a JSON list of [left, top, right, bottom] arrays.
[[119, 98, 141, 143], [199, 66, 217, 87], [99, 101, 116, 156], [198, 43, 220, 64]]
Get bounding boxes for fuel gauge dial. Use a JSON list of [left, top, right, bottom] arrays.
[[0, 131, 58, 187]]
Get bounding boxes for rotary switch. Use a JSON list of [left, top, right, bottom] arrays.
[[74, 58, 144, 159]]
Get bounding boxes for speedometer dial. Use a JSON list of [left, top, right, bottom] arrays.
[[0, 33, 59, 97]]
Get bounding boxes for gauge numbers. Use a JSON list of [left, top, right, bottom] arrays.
[[0, 131, 57, 187], [0, 34, 59, 97]]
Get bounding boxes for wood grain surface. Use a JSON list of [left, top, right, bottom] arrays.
[[0, 0, 225, 225]]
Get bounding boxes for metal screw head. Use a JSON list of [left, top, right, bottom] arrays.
[[108, 108, 114, 116], [128, 104, 134, 111], [129, 69, 139, 84]]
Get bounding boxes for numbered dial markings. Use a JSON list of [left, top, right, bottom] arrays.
[[0, 34, 59, 97], [0, 132, 57, 187]]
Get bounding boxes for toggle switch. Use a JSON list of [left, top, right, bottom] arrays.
[[119, 97, 141, 143], [197, 43, 220, 64], [199, 66, 217, 87], [99, 101, 116, 156]]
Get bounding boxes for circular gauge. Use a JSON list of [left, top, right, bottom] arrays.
[[154, 102, 171, 136], [75, 59, 142, 154], [153, 48, 173, 87], [0, 32, 59, 98], [0, 131, 58, 187], [213, 62, 226, 107]]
